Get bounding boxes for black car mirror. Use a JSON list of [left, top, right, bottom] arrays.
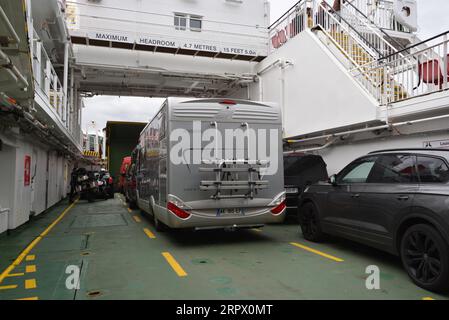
[[329, 174, 338, 186]]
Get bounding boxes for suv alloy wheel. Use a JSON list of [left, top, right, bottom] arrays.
[[400, 224, 449, 292]]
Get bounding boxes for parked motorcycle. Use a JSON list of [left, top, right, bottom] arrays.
[[69, 168, 98, 203], [99, 170, 114, 199]]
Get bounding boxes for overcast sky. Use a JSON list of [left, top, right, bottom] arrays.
[[82, 0, 449, 132]]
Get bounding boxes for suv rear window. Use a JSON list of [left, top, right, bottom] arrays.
[[283, 155, 324, 177], [417, 156, 449, 183]]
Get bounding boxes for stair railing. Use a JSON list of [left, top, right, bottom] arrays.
[[344, 0, 412, 33], [341, 0, 407, 59], [314, 2, 385, 98]]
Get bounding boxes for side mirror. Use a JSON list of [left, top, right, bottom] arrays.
[[329, 174, 338, 186]]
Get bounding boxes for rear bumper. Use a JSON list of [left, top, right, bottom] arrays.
[[164, 209, 286, 229]]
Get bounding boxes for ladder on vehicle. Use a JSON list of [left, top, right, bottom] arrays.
[[199, 159, 269, 200]]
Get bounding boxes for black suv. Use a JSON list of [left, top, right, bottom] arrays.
[[299, 149, 449, 292], [283, 153, 328, 219]]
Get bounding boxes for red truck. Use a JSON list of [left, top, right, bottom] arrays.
[[118, 156, 132, 193]]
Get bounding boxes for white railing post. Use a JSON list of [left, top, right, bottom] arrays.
[[34, 40, 42, 88], [443, 34, 448, 89], [63, 41, 69, 124], [45, 59, 51, 99], [303, 0, 308, 30]]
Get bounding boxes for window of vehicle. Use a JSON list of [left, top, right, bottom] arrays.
[[284, 155, 325, 177], [159, 106, 167, 140], [338, 156, 377, 184], [368, 154, 417, 183], [416, 156, 449, 183], [174, 14, 187, 30], [190, 16, 202, 31]]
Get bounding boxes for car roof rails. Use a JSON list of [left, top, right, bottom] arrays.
[[368, 148, 449, 154]]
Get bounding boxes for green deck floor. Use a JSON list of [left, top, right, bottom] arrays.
[[0, 196, 448, 300]]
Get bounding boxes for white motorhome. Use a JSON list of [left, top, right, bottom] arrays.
[[136, 98, 286, 230]]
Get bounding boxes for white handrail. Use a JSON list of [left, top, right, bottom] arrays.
[[352, 32, 449, 104], [344, 0, 411, 33], [341, 2, 400, 58]]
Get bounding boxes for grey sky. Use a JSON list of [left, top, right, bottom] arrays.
[[82, 0, 449, 131]]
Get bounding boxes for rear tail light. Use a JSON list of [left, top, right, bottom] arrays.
[[269, 192, 286, 215], [108, 177, 113, 184], [167, 202, 191, 220], [271, 200, 286, 215]]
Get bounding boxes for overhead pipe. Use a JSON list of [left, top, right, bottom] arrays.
[[0, 49, 29, 89], [0, 5, 20, 45], [0, 48, 9, 65], [284, 138, 339, 154], [286, 113, 449, 149], [0, 98, 79, 158]]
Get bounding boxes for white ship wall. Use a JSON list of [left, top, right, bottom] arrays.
[[316, 118, 449, 175], [0, 133, 72, 234], [249, 30, 380, 138], [69, 0, 269, 57]]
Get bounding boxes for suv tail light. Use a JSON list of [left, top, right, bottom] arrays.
[[108, 177, 113, 184], [167, 202, 191, 219]]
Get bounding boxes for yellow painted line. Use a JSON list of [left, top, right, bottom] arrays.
[[26, 255, 35, 261], [0, 285, 18, 290], [26, 265, 36, 273], [290, 242, 344, 262], [16, 296, 39, 300], [25, 279, 37, 289], [252, 228, 262, 232], [133, 215, 141, 223], [423, 297, 435, 300], [0, 201, 78, 285], [143, 228, 156, 239], [162, 252, 187, 277], [6, 273, 25, 277], [127, 208, 132, 213]]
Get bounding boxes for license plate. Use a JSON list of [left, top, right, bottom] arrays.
[[218, 208, 244, 216]]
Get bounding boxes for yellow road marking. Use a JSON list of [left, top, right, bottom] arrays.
[[127, 208, 132, 213], [0, 285, 18, 290], [162, 252, 187, 277], [26, 265, 36, 273], [0, 201, 77, 285], [290, 242, 344, 262], [26, 255, 35, 261], [143, 228, 156, 239], [252, 228, 262, 232], [25, 279, 37, 289], [16, 296, 39, 300], [6, 273, 25, 277], [423, 297, 435, 300], [133, 215, 141, 223]]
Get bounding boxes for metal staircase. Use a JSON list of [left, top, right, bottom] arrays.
[[268, 0, 448, 106], [312, 1, 409, 103]]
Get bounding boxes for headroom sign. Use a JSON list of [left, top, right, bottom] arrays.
[[86, 31, 260, 56]]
